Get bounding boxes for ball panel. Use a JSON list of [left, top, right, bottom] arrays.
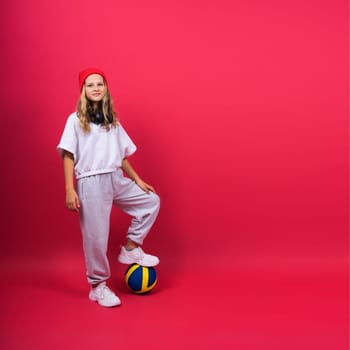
[[141, 266, 149, 291], [125, 264, 157, 294], [147, 267, 157, 286], [125, 263, 140, 281]]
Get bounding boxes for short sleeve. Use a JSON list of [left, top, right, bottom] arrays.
[[119, 124, 137, 158], [57, 114, 78, 159]]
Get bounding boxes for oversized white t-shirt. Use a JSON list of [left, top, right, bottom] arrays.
[[57, 112, 136, 179]]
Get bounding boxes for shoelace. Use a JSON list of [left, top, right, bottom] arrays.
[[125, 247, 143, 259], [96, 284, 113, 300], [136, 247, 144, 258]]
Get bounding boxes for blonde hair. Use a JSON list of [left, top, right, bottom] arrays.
[[77, 85, 118, 133]]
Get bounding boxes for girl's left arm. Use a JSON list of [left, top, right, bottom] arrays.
[[121, 158, 156, 194]]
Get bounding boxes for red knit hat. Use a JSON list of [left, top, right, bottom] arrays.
[[78, 67, 108, 91]]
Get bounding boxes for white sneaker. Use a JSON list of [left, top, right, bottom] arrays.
[[89, 282, 121, 307], [118, 246, 160, 267]]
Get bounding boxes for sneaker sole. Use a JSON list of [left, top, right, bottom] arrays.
[[118, 255, 159, 267], [89, 294, 121, 307]]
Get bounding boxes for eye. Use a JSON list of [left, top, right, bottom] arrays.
[[86, 83, 93, 88], [97, 83, 104, 87]]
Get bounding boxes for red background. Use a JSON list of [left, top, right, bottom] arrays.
[[0, 0, 348, 349]]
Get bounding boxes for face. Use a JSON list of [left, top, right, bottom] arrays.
[[84, 74, 107, 103]]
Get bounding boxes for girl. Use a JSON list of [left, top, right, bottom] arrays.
[[57, 68, 160, 307]]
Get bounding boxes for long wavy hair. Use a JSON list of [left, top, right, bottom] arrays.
[[77, 85, 118, 133]]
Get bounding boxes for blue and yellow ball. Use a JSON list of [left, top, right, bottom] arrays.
[[125, 264, 157, 294]]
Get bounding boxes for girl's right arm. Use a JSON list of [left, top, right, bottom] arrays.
[[63, 151, 80, 212]]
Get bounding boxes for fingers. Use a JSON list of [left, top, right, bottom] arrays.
[[144, 185, 156, 194], [75, 196, 81, 210], [147, 185, 156, 193], [141, 183, 155, 194], [139, 184, 149, 194], [135, 180, 156, 194], [67, 202, 78, 211], [66, 194, 80, 212]]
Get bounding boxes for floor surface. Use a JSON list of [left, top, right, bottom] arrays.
[[1, 252, 348, 350]]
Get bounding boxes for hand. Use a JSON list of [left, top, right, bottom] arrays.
[[135, 179, 156, 194], [66, 189, 80, 212]]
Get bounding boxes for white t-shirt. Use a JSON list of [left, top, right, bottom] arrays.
[[57, 112, 137, 179]]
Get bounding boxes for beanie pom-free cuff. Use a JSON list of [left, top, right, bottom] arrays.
[[79, 68, 107, 91]]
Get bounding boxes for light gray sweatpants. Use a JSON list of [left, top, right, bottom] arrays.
[[77, 169, 160, 285]]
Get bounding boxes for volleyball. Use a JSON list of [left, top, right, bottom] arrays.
[[125, 264, 157, 294]]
